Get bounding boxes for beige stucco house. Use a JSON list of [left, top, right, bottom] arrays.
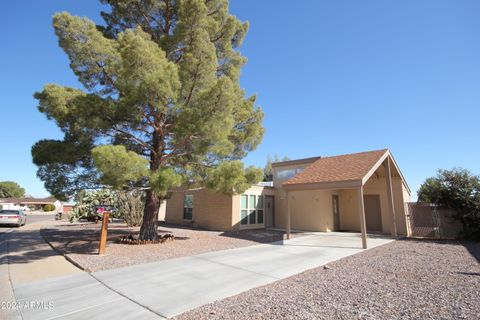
[[165, 149, 411, 248], [166, 185, 275, 231]]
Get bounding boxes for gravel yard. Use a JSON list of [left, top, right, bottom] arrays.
[[41, 222, 298, 272], [175, 239, 480, 320]]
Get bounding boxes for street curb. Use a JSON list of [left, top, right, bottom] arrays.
[[1, 230, 23, 320], [39, 228, 89, 272]]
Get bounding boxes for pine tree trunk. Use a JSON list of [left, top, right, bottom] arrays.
[[139, 189, 160, 240]]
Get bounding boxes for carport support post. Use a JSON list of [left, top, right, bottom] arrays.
[[286, 191, 291, 240], [385, 157, 398, 238], [357, 186, 367, 249]]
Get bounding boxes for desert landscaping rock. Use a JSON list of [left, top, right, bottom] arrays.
[[175, 239, 480, 320], [41, 222, 300, 272]]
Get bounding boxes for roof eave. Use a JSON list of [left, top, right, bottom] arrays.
[[360, 149, 411, 194], [283, 179, 363, 191]]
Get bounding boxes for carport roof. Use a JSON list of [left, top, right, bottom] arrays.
[[283, 149, 390, 188]]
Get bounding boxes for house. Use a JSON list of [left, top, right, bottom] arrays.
[[62, 202, 76, 214], [166, 185, 275, 230], [165, 149, 411, 248], [0, 197, 64, 212]]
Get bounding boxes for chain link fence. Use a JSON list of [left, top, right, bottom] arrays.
[[407, 202, 463, 239]]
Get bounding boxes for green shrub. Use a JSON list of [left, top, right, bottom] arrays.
[[418, 168, 480, 239], [43, 204, 56, 212]]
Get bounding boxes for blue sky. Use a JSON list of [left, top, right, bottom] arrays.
[[1, 0, 479, 198]]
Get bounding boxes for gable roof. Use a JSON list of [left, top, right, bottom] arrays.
[[283, 149, 390, 188]]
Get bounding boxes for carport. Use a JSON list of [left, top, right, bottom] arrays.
[[281, 149, 411, 249]]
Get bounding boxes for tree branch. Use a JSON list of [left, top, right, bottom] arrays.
[[111, 127, 154, 154], [96, 62, 116, 87]]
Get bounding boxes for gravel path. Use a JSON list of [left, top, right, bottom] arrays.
[[41, 222, 300, 272], [175, 239, 480, 320]]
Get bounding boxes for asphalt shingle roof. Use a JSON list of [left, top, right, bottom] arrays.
[[283, 149, 388, 186]]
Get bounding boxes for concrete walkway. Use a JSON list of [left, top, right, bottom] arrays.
[[0, 228, 21, 320], [6, 222, 82, 284], [1, 221, 161, 320], [4, 232, 393, 319]]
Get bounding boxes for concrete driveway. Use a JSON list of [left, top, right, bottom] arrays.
[[8, 232, 393, 319]]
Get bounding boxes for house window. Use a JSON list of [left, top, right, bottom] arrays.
[[241, 195, 248, 225], [276, 167, 304, 180], [240, 194, 264, 225], [183, 195, 193, 220]]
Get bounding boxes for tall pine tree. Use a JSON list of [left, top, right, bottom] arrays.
[[32, 0, 264, 240]]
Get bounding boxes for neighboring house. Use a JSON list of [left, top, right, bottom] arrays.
[[0, 202, 23, 210], [62, 203, 76, 214], [165, 149, 411, 247], [0, 197, 64, 212]]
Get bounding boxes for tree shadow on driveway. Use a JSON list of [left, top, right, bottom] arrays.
[[41, 226, 133, 255], [1, 228, 71, 265]]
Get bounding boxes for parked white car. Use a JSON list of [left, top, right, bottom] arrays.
[[0, 210, 27, 227]]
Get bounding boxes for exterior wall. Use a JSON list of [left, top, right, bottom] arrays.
[[193, 190, 233, 230], [363, 175, 410, 235], [363, 176, 391, 233], [274, 188, 287, 229], [62, 205, 74, 213], [166, 186, 274, 231], [165, 190, 186, 224], [232, 185, 275, 230], [337, 176, 410, 235], [338, 189, 360, 231], [291, 189, 336, 232], [392, 179, 410, 235], [158, 200, 166, 221], [273, 161, 317, 230], [165, 189, 233, 231], [0, 203, 15, 210], [402, 183, 412, 236]]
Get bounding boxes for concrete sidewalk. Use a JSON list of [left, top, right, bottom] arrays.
[[0, 229, 21, 320], [0, 221, 84, 320], [1, 221, 162, 320], [6, 232, 393, 319], [6, 222, 82, 284]]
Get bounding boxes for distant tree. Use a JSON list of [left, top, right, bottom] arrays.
[[263, 155, 290, 181], [32, 0, 264, 240], [418, 168, 480, 239], [417, 177, 443, 204], [0, 181, 26, 198]]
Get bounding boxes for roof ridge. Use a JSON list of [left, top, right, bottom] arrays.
[[315, 148, 388, 161]]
